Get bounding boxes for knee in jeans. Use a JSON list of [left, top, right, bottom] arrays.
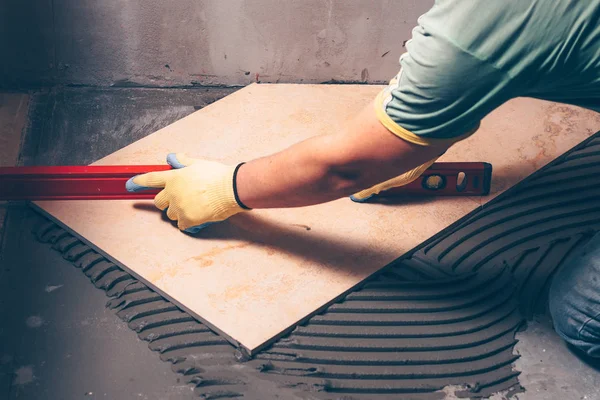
[[549, 278, 600, 357], [549, 283, 579, 340]]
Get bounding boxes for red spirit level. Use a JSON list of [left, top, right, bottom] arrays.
[[0, 162, 491, 201], [381, 162, 492, 197]]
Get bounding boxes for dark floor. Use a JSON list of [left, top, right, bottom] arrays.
[[1, 87, 599, 400]]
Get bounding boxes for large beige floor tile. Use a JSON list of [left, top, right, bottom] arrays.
[[34, 84, 599, 353]]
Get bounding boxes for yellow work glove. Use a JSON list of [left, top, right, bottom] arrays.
[[350, 157, 439, 202], [125, 153, 250, 233]]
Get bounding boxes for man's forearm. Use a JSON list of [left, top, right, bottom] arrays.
[[236, 102, 448, 209], [235, 136, 372, 209]]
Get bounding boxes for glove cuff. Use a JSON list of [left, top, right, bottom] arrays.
[[204, 163, 249, 221], [232, 163, 251, 210], [351, 158, 439, 201]]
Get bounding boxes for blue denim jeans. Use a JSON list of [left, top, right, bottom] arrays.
[[549, 232, 600, 358]]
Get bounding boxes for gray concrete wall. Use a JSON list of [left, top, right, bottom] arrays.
[[1, 0, 55, 86], [1, 0, 433, 88]]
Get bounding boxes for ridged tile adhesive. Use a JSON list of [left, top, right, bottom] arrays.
[[33, 132, 600, 399]]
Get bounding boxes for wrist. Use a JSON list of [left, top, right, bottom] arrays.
[[232, 163, 251, 210], [203, 163, 250, 220]]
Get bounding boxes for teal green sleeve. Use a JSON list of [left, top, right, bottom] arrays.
[[381, 18, 516, 140], [381, 0, 600, 142]]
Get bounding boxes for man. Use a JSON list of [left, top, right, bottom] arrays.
[[126, 1, 600, 358]]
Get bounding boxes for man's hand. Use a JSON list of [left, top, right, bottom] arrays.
[[125, 154, 248, 233]]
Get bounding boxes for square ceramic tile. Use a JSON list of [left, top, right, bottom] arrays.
[[35, 85, 600, 353]]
